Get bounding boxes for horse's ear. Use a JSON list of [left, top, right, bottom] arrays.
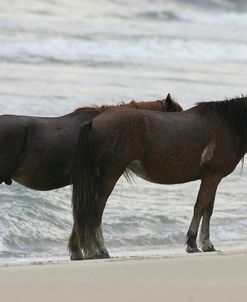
[[165, 93, 173, 110]]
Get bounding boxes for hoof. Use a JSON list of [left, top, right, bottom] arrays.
[[186, 246, 202, 253], [97, 251, 110, 259], [70, 251, 83, 261], [202, 245, 217, 252], [84, 251, 110, 260]]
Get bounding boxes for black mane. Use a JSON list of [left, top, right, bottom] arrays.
[[197, 95, 247, 153]]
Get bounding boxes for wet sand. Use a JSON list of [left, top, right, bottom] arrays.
[[0, 252, 247, 302]]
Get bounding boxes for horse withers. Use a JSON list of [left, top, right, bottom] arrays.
[[0, 94, 182, 259], [72, 95, 247, 259]]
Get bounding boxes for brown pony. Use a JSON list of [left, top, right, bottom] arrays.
[[0, 94, 182, 258], [71, 95, 247, 260]]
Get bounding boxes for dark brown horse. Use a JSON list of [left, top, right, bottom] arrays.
[[0, 94, 182, 259], [72, 95, 247, 260]]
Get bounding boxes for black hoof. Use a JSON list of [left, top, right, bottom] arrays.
[[186, 246, 202, 253], [202, 245, 217, 252], [97, 251, 110, 259], [83, 251, 110, 260], [87, 252, 110, 260], [70, 251, 83, 261], [4, 178, 12, 185]]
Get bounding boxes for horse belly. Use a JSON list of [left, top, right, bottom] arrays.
[[12, 161, 70, 191], [128, 159, 200, 184]]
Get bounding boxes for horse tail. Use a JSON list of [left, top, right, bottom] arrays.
[[123, 168, 135, 183], [71, 121, 100, 254]]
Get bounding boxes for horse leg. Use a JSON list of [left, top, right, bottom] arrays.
[[69, 222, 108, 261], [95, 224, 109, 259], [200, 199, 217, 252], [83, 224, 109, 260], [68, 226, 83, 260], [186, 177, 220, 253], [83, 168, 123, 259]]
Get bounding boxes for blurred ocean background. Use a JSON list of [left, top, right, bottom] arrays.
[[0, 0, 247, 263]]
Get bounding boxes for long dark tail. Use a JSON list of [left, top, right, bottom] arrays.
[[71, 121, 100, 254]]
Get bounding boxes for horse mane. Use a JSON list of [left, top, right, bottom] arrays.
[[74, 95, 183, 113], [100, 100, 165, 111], [74, 100, 165, 112], [197, 95, 247, 153]]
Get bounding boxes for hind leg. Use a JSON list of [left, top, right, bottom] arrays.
[[69, 224, 108, 260], [68, 226, 83, 260], [186, 176, 220, 253], [83, 224, 110, 259], [83, 168, 124, 259]]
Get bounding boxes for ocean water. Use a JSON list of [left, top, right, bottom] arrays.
[[1, 0, 247, 263]]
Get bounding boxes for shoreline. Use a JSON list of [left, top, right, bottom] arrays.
[[0, 251, 247, 302], [1, 245, 247, 267]]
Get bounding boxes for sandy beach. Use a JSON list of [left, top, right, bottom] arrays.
[[0, 252, 246, 302]]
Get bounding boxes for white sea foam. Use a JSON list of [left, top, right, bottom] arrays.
[[1, 34, 247, 64]]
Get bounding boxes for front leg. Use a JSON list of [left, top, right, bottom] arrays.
[[186, 176, 220, 253], [186, 230, 201, 253], [200, 201, 217, 252]]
